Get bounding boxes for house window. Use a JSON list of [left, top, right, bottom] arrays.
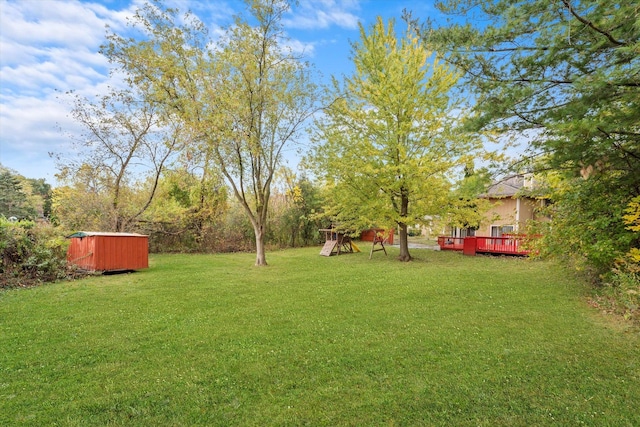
[[491, 225, 514, 237], [452, 227, 476, 238]]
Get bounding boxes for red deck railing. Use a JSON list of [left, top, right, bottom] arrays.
[[437, 236, 465, 251], [438, 235, 533, 256], [475, 236, 530, 255]]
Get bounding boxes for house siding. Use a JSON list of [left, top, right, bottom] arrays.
[[476, 197, 546, 236]]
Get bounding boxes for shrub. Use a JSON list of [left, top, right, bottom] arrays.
[[588, 257, 640, 324], [578, 196, 640, 324], [0, 218, 70, 288], [407, 227, 421, 237]]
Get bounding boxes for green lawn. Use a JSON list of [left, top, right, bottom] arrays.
[[1, 247, 638, 426]]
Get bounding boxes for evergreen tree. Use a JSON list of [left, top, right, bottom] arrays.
[[409, 0, 640, 276], [0, 170, 36, 220]]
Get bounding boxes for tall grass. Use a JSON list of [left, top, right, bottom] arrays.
[[1, 247, 638, 426]]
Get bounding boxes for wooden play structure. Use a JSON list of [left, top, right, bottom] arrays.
[[368, 229, 389, 259], [359, 228, 394, 245], [319, 227, 393, 258], [319, 228, 361, 256]]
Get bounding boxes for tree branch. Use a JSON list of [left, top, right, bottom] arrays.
[[561, 0, 625, 47]]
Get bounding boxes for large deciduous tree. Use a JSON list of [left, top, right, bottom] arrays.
[[308, 18, 479, 261], [103, 0, 318, 266], [56, 88, 182, 232], [409, 0, 640, 277]]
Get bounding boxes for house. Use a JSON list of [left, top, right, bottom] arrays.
[[475, 173, 548, 237], [441, 173, 549, 253]]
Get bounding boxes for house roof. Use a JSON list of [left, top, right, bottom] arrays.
[[480, 174, 532, 198]]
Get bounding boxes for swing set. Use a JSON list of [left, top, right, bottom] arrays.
[[319, 227, 391, 259]]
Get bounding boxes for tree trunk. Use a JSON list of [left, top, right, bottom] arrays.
[[113, 212, 125, 232], [397, 191, 412, 262], [397, 222, 412, 262], [254, 222, 268, 266]]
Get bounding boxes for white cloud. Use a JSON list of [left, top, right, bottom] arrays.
[[283, 0, 361, 30], [0, 93, 80, 181], [0, 0, 138, 181], [283, 38, 316, 56], [0, 0, 132, 96], [2, 96, 72, 142], [1, 1, 129, 50], [0, 0, 366, 182]]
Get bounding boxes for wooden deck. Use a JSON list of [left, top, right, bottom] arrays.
[[437, 235, 534, 256], [437, 237, 464, 251]]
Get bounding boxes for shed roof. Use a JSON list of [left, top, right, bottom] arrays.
[[67, 231, 148, 238]]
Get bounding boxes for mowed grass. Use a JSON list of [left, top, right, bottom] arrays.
[[1, 247, 639, 426]]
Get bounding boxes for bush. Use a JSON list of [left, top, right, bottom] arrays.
[[598, 197, 640, 323], [587, 257, 640, 325], [407, 227, 421, 237], [0, 218, 70, 288]]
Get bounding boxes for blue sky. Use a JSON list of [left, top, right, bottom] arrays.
[[0, 0, 442, 183]]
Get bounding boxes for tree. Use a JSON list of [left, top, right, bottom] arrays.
[[269, 169, 323, 248], [103, 0, 319, 266], [142, 163, 228, 252], [409, 0, 640, 276], [0, 168, 37, 220], [51, 164, 112, 231], [533, 170, 638, 278], [56, 87, 183, 232], [26, 178, 52, 219], [308, 17, 479, 261], [445, 163, 492, 233]]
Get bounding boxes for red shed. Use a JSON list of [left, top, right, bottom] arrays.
[[67, 232, 149, 272]]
